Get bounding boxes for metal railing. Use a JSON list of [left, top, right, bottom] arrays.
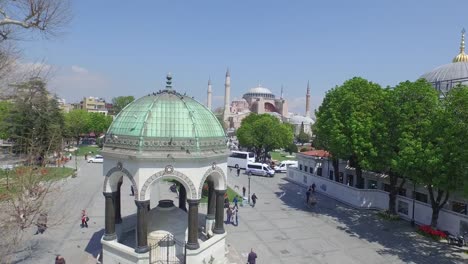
[[149, 234, 186, 264]]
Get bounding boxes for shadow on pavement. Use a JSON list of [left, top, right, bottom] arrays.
[[85, 229, 104, 258], [276, 179, 466, 264]]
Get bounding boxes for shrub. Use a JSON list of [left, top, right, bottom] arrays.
[[300, 147, 308, 152], [377, 211, 400, 221], [417, 225, 447, 240]]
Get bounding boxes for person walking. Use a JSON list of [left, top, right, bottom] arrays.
[[226, 207, 232, 224], [130, 185, 135, 196], [35, 213, 48, 235], [312, 183, 316, 193], [251, 193, 258, 207], [55, 255, 66, 264], [306, 188, 311, 204], [233, 195, 239, 207], [236, 166, 241, 177], [242, 186, 246, 197], [247, 248, 257, 264], [81, 210, 89, 228]]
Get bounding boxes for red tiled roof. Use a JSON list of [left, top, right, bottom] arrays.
[[300, 150, 330, 158]]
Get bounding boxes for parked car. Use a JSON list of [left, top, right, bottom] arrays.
[[246, 162, 275, 177], [274, 160, 298, 173], [88, 155, 103, 163]]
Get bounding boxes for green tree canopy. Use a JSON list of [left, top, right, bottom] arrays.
[[237, 114, 293, 162], [0, 101, 12, 139], [65, 110, 90, 144], [296, 131, 310, 145], [88, 112, 113, 134], [111, 96, 135, 115]]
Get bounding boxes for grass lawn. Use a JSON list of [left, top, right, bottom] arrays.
[[72, 145, 101, 156], [270, 150, 296, 162], [200, 186, 239, 203]]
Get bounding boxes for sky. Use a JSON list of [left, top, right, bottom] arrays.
[[18, 0, 468, 115]]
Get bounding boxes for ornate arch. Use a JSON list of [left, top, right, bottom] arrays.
[[199, 165, 227, 197], [103, 162, 138, 197], [140, 168, 198, 200]]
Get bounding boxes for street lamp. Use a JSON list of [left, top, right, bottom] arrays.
[[411, 181, 416, 227], [248, 173, 251, 205]]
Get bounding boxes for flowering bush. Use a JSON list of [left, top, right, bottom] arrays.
[[417, 225, 447, 240]]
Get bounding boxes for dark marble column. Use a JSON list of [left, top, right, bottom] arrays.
[[135, 200, 150, 253], [207, 181, 215, 220], [179, 184, 187, 212], [186, 199, 200, 250], [103, 192, 116, 241], [115, 178, 123, 224], [213, 189, 226, 234]]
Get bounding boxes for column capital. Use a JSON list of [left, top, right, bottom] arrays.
[[215, 189, 226, 195], [103, 192, 115, 198], [187, 199, 200, 206], [135, 200, 150, 209]]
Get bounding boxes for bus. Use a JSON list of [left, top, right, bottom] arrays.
[[227, 151, 255, 169]]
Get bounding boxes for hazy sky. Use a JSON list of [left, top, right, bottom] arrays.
[[19, 0, 468, 114]]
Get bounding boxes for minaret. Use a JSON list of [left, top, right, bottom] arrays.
[[207, 78, 212, 110], [280, 85, 284, 100], [305, 81, 311, 117], [223, 68, 231, 125]]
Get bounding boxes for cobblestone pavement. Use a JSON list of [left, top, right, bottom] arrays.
[[224, 169, 467, 264]]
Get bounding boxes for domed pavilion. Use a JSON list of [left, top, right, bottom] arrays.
[[101, 74, 229, 264], [421, 29, 468, 95]]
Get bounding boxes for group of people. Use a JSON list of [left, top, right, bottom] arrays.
[[225, 195, 240, 225]]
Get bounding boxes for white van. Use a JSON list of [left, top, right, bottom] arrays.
[[246, 162, 275, 177], [274, 160, 298, 173], [227, 151, 255, 169]]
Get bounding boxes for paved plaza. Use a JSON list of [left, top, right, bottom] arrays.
[[10, 159, 467, 264]]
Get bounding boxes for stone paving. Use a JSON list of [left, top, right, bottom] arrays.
[[10, 160, 467, 264], [224, 170, 467, 264]]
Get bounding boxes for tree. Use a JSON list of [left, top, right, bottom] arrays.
[[88, 112, 112, 134], [284, 142, 298, 155], [237, 114, 293, 162], [0, 100, 12, 139], [296, 131, 310, 145], [111, 96, 134, 115], [64, 110, 89, 145]]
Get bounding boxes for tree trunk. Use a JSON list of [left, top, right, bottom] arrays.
[[427, 186, 450, 228], [332, 158, 340, 182], [387, 171, 398, 215]]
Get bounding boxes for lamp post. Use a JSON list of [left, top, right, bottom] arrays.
[[411, 182, 416, 227], [248, 173, 251, 205], [73, 149, 78, 178]]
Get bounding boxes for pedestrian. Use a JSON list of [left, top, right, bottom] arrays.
[[55, 255, 66, 264], [224, 195, 230, 208], [233, 195, 238, 207], [242, 186, 246, 197], [306, 188, 311, 203], [84, 154, 88, 161], [251, 193, 258, 207], [35, 213, 48, 235], [312, 183, 316, 193], [68, 153, 72, 161], [81, 210, 89, 228], [236, 167, 241, 177], [130, 185, 135, 196], [247, 248, 257, 264], [226, 207, 232, 224]]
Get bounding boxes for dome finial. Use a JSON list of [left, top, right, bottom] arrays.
[[453, 28, 468, 62], [166, 72, 173, 89]]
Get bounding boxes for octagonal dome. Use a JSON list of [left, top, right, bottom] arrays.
[[104, 78, 227, 158]]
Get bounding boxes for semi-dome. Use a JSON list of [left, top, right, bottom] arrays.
[[104, 74, 227, 157], [243, 85, 275, 99], [421, 29, 468, 94]]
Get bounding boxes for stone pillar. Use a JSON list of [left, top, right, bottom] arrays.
[[135, 200, 150, 253], [103, 192, 116, 241], [213, 189, 226, 234], [115, 178, 123, 224], [186, 199, 200, 250], [207, 181, 215, 219], [179, 184, 187, 212]]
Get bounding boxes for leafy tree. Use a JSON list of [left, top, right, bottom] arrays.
[[237, 114, 293, 162], [65, 110, 89, 145], [111, 96, 135, 115], [284, 142, 298, 155], [296, 131, 310, 145], [0, 100, 12, 139], [88, 112, 113, 134]]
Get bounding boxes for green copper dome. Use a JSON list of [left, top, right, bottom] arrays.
[[104, 81, 227, 157]]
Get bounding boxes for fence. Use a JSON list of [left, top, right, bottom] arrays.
[[149, 234, 186, 264]]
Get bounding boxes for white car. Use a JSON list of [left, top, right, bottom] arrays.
[[274, 160, 298, 173], [88, 155, 103, 163], [246, 162, 275, 177]]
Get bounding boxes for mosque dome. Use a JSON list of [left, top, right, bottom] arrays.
[[421, 29, 468, 93], [104, 74, 227, 157], [289, 115, 315, 125], [243, 85, 275, 99]]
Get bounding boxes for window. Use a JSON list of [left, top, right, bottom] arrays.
[[338, 172, 344, 183], [398, 188, 407, 197], [414, 192, 428, 203], [304, 166, 308, 173], [452, 201, 467, 215], [310, 167, 313, 174], [398, 201, 409, 215], [317, 168, 322, 176], [229, 152, 247, 159], [367, 180, 378, 189], [347, 174, 354, 186], [329, 170, 334, 180], [299, 164, 302, 171], [303, 175, 307, 184]]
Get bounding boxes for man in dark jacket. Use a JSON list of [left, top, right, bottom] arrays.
[[247, 248, 257, 264], [251, 193, 258, 207]]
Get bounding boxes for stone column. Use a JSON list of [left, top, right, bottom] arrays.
[[213, 189, 226, 234], [115, 178, 123, 224], [103, 192, 116, 241], [186, 199, 200, 250], [207, 181, 215, 219], [135, 200, 150, 253], [179, 184, 187, 212]]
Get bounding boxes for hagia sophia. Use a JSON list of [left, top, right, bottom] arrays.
[[206, 69, 314, 136]]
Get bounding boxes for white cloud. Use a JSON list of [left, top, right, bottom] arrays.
[[71, 65, 89, 74]]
